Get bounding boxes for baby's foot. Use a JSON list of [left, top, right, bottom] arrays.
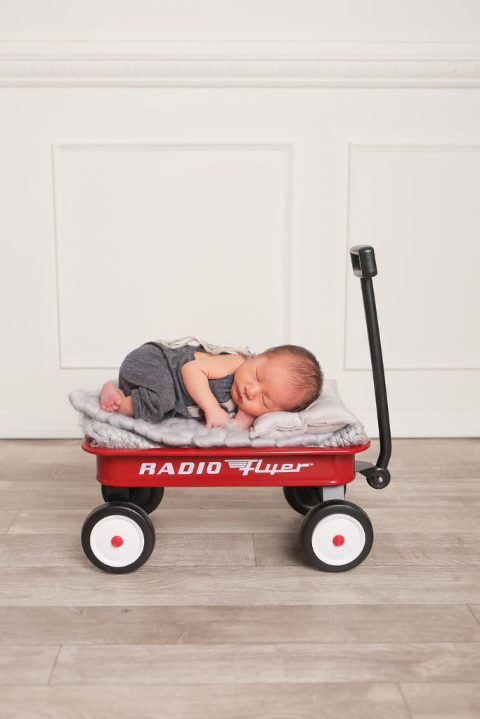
[[100, 382, 124, 412]]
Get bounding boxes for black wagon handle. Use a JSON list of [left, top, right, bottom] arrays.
[[350, 245, 392, 489]]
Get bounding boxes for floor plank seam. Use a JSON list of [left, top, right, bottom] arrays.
[[251, 533, 258, 566], [46, 645, 62, 686], [467, 604, 480, 627], [38, 640, 480, 649], [3, 639, 480, 647], [397, 682, 414, 719], [4, 510, 19, 535], [6, 680, 480, 690]]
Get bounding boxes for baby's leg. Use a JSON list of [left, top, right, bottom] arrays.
[[100, 382, 125, 412], [118, 343, 175, 422]]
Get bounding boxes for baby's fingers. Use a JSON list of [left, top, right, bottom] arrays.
[[206, 417, 234, 429]]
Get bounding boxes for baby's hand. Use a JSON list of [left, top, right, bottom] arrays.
[[233, 409, 256, 430], [204, 405, 233, 429]]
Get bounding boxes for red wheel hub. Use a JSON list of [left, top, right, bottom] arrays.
[[111, 535, 124, 547], [333, 534, 345, 547]]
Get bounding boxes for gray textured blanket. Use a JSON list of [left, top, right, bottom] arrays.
[[69, 380, 367, 449]]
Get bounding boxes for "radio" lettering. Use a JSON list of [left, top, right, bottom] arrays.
[[139, 461, 221, 476]]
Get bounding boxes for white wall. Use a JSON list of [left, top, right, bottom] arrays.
[[1, 1, 479, 438]]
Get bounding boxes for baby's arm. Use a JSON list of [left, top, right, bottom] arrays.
[[181, 353, 246, 428]]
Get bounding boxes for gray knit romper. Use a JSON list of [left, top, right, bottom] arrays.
[[118, 342, 236, 423]]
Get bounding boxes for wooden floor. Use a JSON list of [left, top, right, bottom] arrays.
[[0, 438, 479, 718]]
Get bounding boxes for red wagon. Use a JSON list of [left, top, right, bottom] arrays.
[[80, 246, 392, 573]]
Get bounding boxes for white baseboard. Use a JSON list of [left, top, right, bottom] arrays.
[[361, 409, 480, 439]]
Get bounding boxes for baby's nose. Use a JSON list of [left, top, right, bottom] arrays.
[[246, 383, 259, 400]]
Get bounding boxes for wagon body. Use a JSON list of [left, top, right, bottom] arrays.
[[82, 438, 371, 489]]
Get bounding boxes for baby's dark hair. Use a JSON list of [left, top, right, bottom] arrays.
[[264, 344, 323, 412]]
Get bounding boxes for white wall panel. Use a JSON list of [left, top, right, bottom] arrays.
[[53, 143, 291, 368], [345, 144, 480, 370]]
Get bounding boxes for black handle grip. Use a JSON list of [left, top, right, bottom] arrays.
[[350, 245, 377, 279], [350, 245, 391, 487]]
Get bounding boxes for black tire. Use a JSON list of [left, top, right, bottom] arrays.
[[81, 502, 156, 573], [283, 485, 346, 515], [300, 500, 373, 572], [101, 485, 164, 514], [283, 486, 324, 514]]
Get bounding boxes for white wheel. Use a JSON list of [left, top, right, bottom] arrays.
[[90, 514, 145, 568], [301, 500, 373, 572], [311, 513, 366, 566], [82, 502, 155, 573]]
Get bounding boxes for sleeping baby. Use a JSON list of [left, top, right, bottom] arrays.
[[100, 340, 323, 431]]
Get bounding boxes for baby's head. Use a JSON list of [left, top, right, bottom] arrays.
[[231, 344, 323, 418]]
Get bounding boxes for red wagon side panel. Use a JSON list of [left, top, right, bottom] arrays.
[[82, 439, 370, 488]]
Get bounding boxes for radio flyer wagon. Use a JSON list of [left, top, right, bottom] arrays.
[[80, 245, 392, 573]]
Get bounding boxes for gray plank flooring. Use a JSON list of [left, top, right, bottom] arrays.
[[0, 438, 479, 718]]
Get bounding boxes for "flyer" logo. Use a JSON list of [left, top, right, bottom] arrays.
[[138, 458, 313, 477], [226, 459, 314, 476]]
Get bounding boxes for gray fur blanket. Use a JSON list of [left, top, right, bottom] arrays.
[[69, 380, 367, 449]]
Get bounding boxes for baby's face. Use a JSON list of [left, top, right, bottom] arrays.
[[231, 353, 302, 417]]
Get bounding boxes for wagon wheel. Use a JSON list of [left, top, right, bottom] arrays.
[[81, 502, 156, 573], [101, 485, 164, 514], [300, 500, 373, 572], [283, 485, 345, 515]]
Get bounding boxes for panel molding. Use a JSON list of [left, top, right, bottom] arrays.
[[52, 141, 293, 369], [1, 41, 480, 87], [345, 142, 480, 373]]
